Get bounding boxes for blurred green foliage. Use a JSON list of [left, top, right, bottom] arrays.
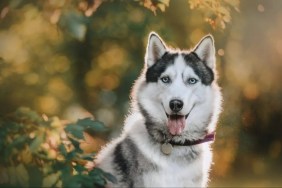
[[0, 107, 116, 187]]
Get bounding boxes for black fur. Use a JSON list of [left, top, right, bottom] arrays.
[[113, 138, 140, 187], [114, 142, 131, 184], [183, 52, 214, 85], [146, 51, 214, 85], [138, 102, 165, 143], [146, 52, 178, 82]]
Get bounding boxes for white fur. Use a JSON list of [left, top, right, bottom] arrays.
[[194, 35, 215, 69], [96, 112, 212, 187], [125, 113, 211, 187], [95, 32, 222, 187], [145, 32, 167, 67]]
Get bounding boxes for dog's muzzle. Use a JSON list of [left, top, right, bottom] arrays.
[[164, 103, 195, 136], [169, 99, 183, 113]]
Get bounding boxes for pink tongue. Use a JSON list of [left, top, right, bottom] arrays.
[[167, 116, 185, 135]]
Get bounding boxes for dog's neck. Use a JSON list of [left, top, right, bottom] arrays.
[[167, 132, 215, 146], [159, 132, 215, 155]]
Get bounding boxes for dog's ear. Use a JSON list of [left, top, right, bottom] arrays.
[[145, 32, 167, 67], [193, 35, 215, 69]]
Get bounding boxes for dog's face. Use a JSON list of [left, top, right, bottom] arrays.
[[134, 32, 221, 141]]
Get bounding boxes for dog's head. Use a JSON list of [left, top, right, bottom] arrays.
[[132, 32, 222, 142]]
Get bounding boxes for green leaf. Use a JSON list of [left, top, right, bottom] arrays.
[[51, 161, 66, 172], [7, 135, 29, 154], [73, 164, 86, 173], [26, 165, 43, 187], [77, 118, 108, 133], [82, 178, 94, 188], [15, 107, 42, 123], [92, 176, 106, 187], [68, 137, 83, 154], [64, 124, 84, 139], [80, 153, 96, 161], [89, 168, 115, 186], [103, 171, 117, 184], [4, 135, 28, 164], [3, 122, 21, 132], [29, 132, 44, 152], [58, 144, 68, 157], [63, 177, 82, 188], [63, 174, 93, 188], [89, 168, 106, 186], [89, 167, 103, 176], [66, 150, 78, 161], [61, 165, 78, 187], [82, 156, 94, 161]]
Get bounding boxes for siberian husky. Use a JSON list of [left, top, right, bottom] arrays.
[[95, 32, 222, 187]]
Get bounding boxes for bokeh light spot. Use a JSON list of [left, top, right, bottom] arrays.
[[102, 74, 120, 90], [36, 95, 59, 115], [48, 77, 73, 101], [257, 4, 265, 12], [97, 45, 126, 70], [129, 9, 144, 23], [84, 70, 101, 87], [218, 49, 225, 56], [243, 83, 259, 100], [24, 73, 39, 85]]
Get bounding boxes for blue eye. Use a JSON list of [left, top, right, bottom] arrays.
[[161, 76, 171, 84], [187, 78, 198, 84]]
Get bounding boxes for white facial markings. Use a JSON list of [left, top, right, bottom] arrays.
[[157, 55, 203, 115], [138, 54, 214, 131], [136, 51, 218, 138]]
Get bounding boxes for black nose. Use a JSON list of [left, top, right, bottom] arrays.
[[169, 99, 183, 113]]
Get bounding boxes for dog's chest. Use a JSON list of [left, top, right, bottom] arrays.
[[141, 158, 202, 187]]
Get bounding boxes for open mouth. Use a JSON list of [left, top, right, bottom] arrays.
[[165, 113, 189, 136], [165, 113, 189, 119], [162, 103, 195, 136]]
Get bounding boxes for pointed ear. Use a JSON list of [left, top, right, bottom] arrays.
[[193, 35, 215, 69], [145, 32, 167, 67]]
